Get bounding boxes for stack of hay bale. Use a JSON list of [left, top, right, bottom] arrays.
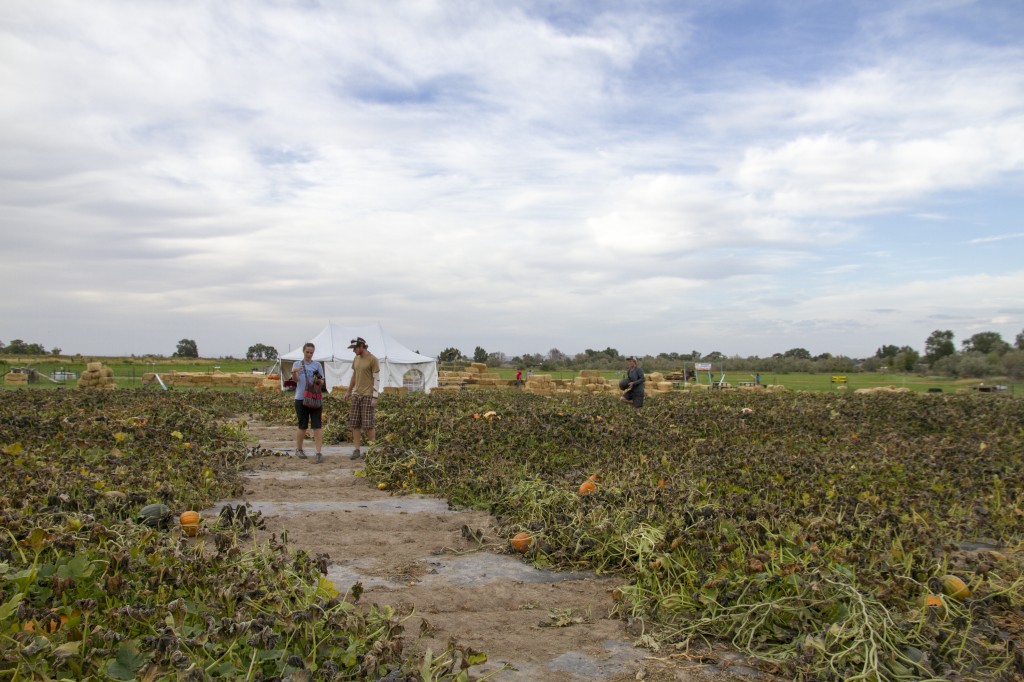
[[647, 372, 676, 395], [464, 363, 507, 388], [3, 370, 29, 386], [256, 374, 281, 392], [77, 362, 116, 389], [437, 363, 470, 388], [570, 370, 616, 394], [524, 373, 552, 394]]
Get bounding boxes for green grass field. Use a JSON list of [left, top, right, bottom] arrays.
[[2, 355, 1018, 394]]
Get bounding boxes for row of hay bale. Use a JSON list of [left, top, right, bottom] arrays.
[[524, 370, 680, 397], [143, 372, 270, 388], [438, 362, 510, 388], [78, 362, 116, 389], [853, 386, 912, 394]]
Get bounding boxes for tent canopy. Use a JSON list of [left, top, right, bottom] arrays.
[[279, 322, 437, 394]]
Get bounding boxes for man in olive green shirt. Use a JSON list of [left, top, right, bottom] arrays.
[[345, 337, 380, 460]]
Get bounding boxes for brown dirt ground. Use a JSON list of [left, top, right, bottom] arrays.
[[222, 421, 783, 682]]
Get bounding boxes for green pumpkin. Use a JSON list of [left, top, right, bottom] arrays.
[[137, 503, 171, 528]]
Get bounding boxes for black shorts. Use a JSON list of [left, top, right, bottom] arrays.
[[295, 400, 322, 430]]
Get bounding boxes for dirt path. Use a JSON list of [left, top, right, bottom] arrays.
[[216, 422, 777, 682]]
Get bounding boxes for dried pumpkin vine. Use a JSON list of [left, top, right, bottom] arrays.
[[367, 389, 1023, 681], [0, 390, 475, 681]]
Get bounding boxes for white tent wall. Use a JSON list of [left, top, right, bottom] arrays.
[[279, 322, 438, 394]]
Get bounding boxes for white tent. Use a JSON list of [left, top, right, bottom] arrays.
[[279, 322, 438, 394]]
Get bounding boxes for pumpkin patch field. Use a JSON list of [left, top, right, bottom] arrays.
[[0, 390, 424, 681], [366, 390, 1024, 681], [1, 388, 1022, 681]]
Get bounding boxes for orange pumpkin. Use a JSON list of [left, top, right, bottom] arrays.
[[578, 480, 597, 495], [921, 594, 944, 607], [180, 510, 201, 536], [511, 532, 532, 553]]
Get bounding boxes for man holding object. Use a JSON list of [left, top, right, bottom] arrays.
[[346, 337, 380, 460]]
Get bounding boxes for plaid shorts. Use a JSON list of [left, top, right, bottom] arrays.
[[347, 394, 376, 429]]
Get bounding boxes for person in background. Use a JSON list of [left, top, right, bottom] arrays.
[[620, 355, 646, 409], [345, 337, 380, 460], [291, 342, 325, 462]]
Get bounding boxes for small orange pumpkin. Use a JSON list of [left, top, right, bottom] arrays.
[[511, 532, 532, 553], [921, 594, 944, 607], [180, 510, 201, 536], [578, 480, 597, 495]]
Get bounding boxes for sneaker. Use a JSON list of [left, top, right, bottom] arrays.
[[315, 452, 323, 464], [296, 449, 308, 459], [350, 448, 362, 460]]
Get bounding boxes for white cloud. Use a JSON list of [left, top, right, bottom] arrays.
[[1, 1, 1022, 358]]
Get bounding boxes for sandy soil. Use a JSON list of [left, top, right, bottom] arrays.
[[218, 421, 782, 682]]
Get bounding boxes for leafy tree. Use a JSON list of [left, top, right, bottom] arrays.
[[51, 347, 62, 355], [246, 343, 278, 361], [875, 345, 900, 359], [1016, 329, 1024, 350], [783, 348, 811, 360], [547, 348, 567, 363], [439, 347, 462, 362], [962, 331, 1010, 355], [924, 330, 955, 364], [1001, 350, 1024, 379], [3, 339, 47, 355], [473, 346, 488, 363], [173, 339, 199, 358], [893, 347, 920, 372]]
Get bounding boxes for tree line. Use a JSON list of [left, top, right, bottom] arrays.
[[4, 328, 1022, 379], [442, 328, 1024, 379]]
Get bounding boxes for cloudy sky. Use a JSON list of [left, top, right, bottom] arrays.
[[2, 0, 1022, 360]]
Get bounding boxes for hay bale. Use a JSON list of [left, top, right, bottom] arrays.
[[383, 386, 408, 394], [86, 362, 103, 372], [4, 372, 28, 384]]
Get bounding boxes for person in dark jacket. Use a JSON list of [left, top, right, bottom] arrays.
[[620, 356, 646, 409]]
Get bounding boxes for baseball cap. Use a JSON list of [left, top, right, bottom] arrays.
[[348, 337, 367, 349]]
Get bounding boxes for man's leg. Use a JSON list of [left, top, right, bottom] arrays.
[[351, 426, 363, 459]]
